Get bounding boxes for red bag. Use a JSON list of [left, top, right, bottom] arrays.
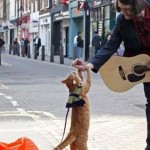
[[0, 137, 39, 150]]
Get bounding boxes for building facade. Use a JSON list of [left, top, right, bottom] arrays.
[[0, 0, 117, 61]]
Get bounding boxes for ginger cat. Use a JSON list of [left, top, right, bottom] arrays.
[[53, 67, 91, 150]]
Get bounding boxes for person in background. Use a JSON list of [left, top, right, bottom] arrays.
[[73, 33, 78, 47], [92, 31, 102, 54], [13, 38, 19, 55], [72, 0, 150, 149], [20, 38, 25, 56], [24, 38, 30, 56], [101, 31, 112, 47], [77, 32, 83, 58], [0, 36, 5, 49], [33, 35, 41, 57]]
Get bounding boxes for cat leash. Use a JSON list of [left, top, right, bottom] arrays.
[[61, 85, 85, 142], [61, 108, 70, 142]]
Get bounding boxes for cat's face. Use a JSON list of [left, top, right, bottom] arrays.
[[62, 71, 81, 90]]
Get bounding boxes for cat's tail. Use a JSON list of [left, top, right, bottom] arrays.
[[53, 134, 76, 150]]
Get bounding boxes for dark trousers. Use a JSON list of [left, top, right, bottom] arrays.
[[25, 46, 28, 56], [144, 82, 150, 146]]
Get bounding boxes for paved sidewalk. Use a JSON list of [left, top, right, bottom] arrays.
[[0, 87, 147, 150], [0, 110, 146, 150]]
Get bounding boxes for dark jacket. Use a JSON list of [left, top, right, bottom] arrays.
[[92, 35, 101, 51], [91, 0, 150, 73], [34, 38, 41, 49], [0, 38, 5, 47], [77, 36, 83, 48]]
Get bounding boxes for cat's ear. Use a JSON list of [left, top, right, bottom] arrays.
[[73, 79, 77, 85], [61, 80, 66, 84]]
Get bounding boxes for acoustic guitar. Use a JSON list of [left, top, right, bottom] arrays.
[[99, 54, 150, 92]]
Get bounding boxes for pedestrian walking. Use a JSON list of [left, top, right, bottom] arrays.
[[24, 38, 30, 56], [77, 32, 83, 58], [13, 38, 19, 55], [92, 31, 101, 54], [20, 38, 25, 56], [0, 36, 5, 48], [73, 34, 78, 47], [0, 36, 5, 65], [33, 35, 41, 57], [72, 0, 150, 149]]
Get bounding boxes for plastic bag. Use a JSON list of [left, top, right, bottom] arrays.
[[0, 137, 39, 150]]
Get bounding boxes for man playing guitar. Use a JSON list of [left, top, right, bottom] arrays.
[[73, 0, 150, 149]]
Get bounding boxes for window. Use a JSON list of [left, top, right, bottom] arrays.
[[104, 5, 110, 19], [31, 2, 34, 13], [0, 8, 3, 18], [40, 0, 44, 9], [45, 0, 48, 8], [35, 0, 38, 11]]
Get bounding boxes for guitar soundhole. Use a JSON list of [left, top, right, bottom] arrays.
[[128, 64, 149, 82], [133, 65, 147, 76]]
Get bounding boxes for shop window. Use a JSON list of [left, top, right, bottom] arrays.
[[45, 0, 48, 8], [35, 1, 38, 11], [104, 6, 110, 19], [98, 8, 101, 20], [101, 7, 104, 20], [40, 0, 44, 10], [0, 8, 2, 18], [92, 10, 97, 21]]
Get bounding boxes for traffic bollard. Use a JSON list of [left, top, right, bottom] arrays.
[[27, 45, 30, 58], [21, 45, 25, 57], [9, 44, 12, 54], [17, 44, 20, 56], [34, 45, 38, 59], [59, 45, 64, 64], [0, 48, 1, 66], [41, 45, 45, 61], [50, 45, 54, 62]]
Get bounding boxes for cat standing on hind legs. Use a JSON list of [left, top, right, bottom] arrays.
[[53, 66, 91, 150]]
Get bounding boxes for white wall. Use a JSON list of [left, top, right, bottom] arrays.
[[9, 0, 16, 20]]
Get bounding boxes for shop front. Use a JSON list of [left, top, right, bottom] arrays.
[[39, 13, 51, 55], [51, 2, 69, 56], [19, 16, 30, 40], [91, 0, 116, 40]]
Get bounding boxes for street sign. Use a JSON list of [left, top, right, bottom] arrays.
[[78, 1, 85, 11], [78, 1, 91, 11]]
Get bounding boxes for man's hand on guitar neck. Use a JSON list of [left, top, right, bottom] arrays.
[[146, 60, 150, 69]]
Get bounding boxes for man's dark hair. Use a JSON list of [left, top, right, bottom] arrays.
[[115, 0, 145, 17]]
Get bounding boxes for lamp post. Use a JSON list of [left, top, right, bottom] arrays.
[[84, 0, 90, 61], [17, 0, 23, 39], [16, 0, 23, 56]]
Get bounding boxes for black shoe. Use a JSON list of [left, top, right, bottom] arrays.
[[145, 145, 150, 150]]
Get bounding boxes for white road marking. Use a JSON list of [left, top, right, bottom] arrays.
[[1, 62, 12, 67], [16, 108, 25, 112], [0, 93, 5, 95], [0, 84, 9, 89], [10, 100, 19, 106], [4, 96, 13, 99]]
